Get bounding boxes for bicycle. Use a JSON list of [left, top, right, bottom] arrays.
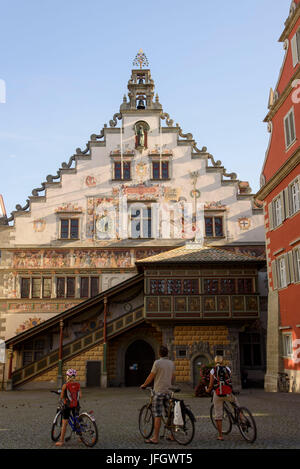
[[139, 387, 196, 446], [209, 392, 257, 443], [278, 372, 290, 392], [51, 390, 98, 447]]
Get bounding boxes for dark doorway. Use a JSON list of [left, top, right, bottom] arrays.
[[193, 354, 209, 388], [125, 340, 155, 386], [86, 360, 101, 387]]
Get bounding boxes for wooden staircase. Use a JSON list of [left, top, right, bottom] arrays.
[[12, 306, 145, 387]]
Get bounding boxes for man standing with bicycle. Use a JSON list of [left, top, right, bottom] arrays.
[[206, 355, 239, 441], [140, 345, 175, 444]]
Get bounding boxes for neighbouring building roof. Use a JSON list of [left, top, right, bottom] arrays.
[[136, 244, 266, 265]]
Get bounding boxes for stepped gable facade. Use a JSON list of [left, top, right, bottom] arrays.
[[0, 58, 266, 389]]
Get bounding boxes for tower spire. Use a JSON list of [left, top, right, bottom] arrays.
[[132, 49, 149, 69]]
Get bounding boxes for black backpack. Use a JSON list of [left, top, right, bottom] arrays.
[[214, 365, 232, 397]]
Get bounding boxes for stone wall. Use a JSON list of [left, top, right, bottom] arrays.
[[173, 325, 230, 383], [30, 343, 103, 385]]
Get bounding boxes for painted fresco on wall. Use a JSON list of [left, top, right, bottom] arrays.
[[7, 302, 79, 313], [69, 316, 104, 341], [3, 272, 16, 298], [15, 317, 44, 335], [204, 201, 227, 210], [115, 184, 163, 200], [135, 248, 168, 260], [86, 197, 118, 240], [222, 245, 265, 259], [55, 203, 83, 213], [12, 251, 42, 268], [10, 249, 133, 269], [73, 250, 132, 268], [43, 250, 70, 268]]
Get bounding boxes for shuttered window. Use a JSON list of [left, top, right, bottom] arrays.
[[282, 334, 293, 358], [284, 108, 296, 149], [269, 191, 286, 229], [294, 248, 300, 283], [290, 178, 300, 214], [278, 257, 287, 288], [291, 30, 300, 67]]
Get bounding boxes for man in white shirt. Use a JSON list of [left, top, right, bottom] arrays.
[[141, 345, 175, 444]]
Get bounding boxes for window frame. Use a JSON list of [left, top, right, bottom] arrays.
[[289, 177, 300, 216], [151, 160, 170, 180], [79, 276, 100, 299], [113, 160, 131, 181], [284, 107, 296, 150], [291, 28, 300, 67], [20, 276, 52, 299], [282, 332, 293, 358], [59, 217, 80, 240], [204, 215, 224, 238], [129, 204, 152, 239]]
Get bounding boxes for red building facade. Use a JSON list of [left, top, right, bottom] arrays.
[[257, 1, 300, 392]]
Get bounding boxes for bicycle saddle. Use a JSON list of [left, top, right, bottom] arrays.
[[169, 387, 181, 393]]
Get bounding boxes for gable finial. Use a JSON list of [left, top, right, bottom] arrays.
[[133, 49, 149, 69]]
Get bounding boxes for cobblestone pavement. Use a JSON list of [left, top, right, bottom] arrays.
[[0, 387, 299, 449]]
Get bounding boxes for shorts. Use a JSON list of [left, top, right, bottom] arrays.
[[213, 392, 239, 420], [152, 392, 170, 418], [62, 405, 80, 420]]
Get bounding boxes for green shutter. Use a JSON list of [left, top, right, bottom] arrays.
[[271, 260, 277, 290]]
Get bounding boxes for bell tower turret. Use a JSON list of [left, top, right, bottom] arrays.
[[120, 50, 162, 112]]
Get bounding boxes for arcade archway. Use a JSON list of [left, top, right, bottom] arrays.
[[125, 340, 155, 386]]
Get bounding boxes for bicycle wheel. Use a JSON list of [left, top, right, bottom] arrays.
[[237, 407, 257, 443], [171, 409, 195, 445], [139, 404, 154, 439], [78, 413, 98, 447], [51, 411, 62, 441], [210, 404, 232, 435]]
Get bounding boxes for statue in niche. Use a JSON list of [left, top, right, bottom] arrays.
[[134, 121, 149, 151], [137, 125, 144, 147]]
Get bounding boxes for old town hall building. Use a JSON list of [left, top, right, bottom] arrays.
[[0, 53, 267, 390]]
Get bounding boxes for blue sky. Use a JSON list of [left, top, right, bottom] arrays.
[[0, 0, 290, 218]]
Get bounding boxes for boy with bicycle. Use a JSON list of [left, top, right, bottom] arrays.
[[55, 368, 82, 447]]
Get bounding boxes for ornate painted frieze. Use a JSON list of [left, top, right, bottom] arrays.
[[55, 203, 83, 213]]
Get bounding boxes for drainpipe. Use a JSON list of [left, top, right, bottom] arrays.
[[101, 297, 108, 388], [57, 320, 64, 389]]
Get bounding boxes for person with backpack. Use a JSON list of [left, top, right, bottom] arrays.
[[206, 355, 239, 441], [55, 368, 82, 447]]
